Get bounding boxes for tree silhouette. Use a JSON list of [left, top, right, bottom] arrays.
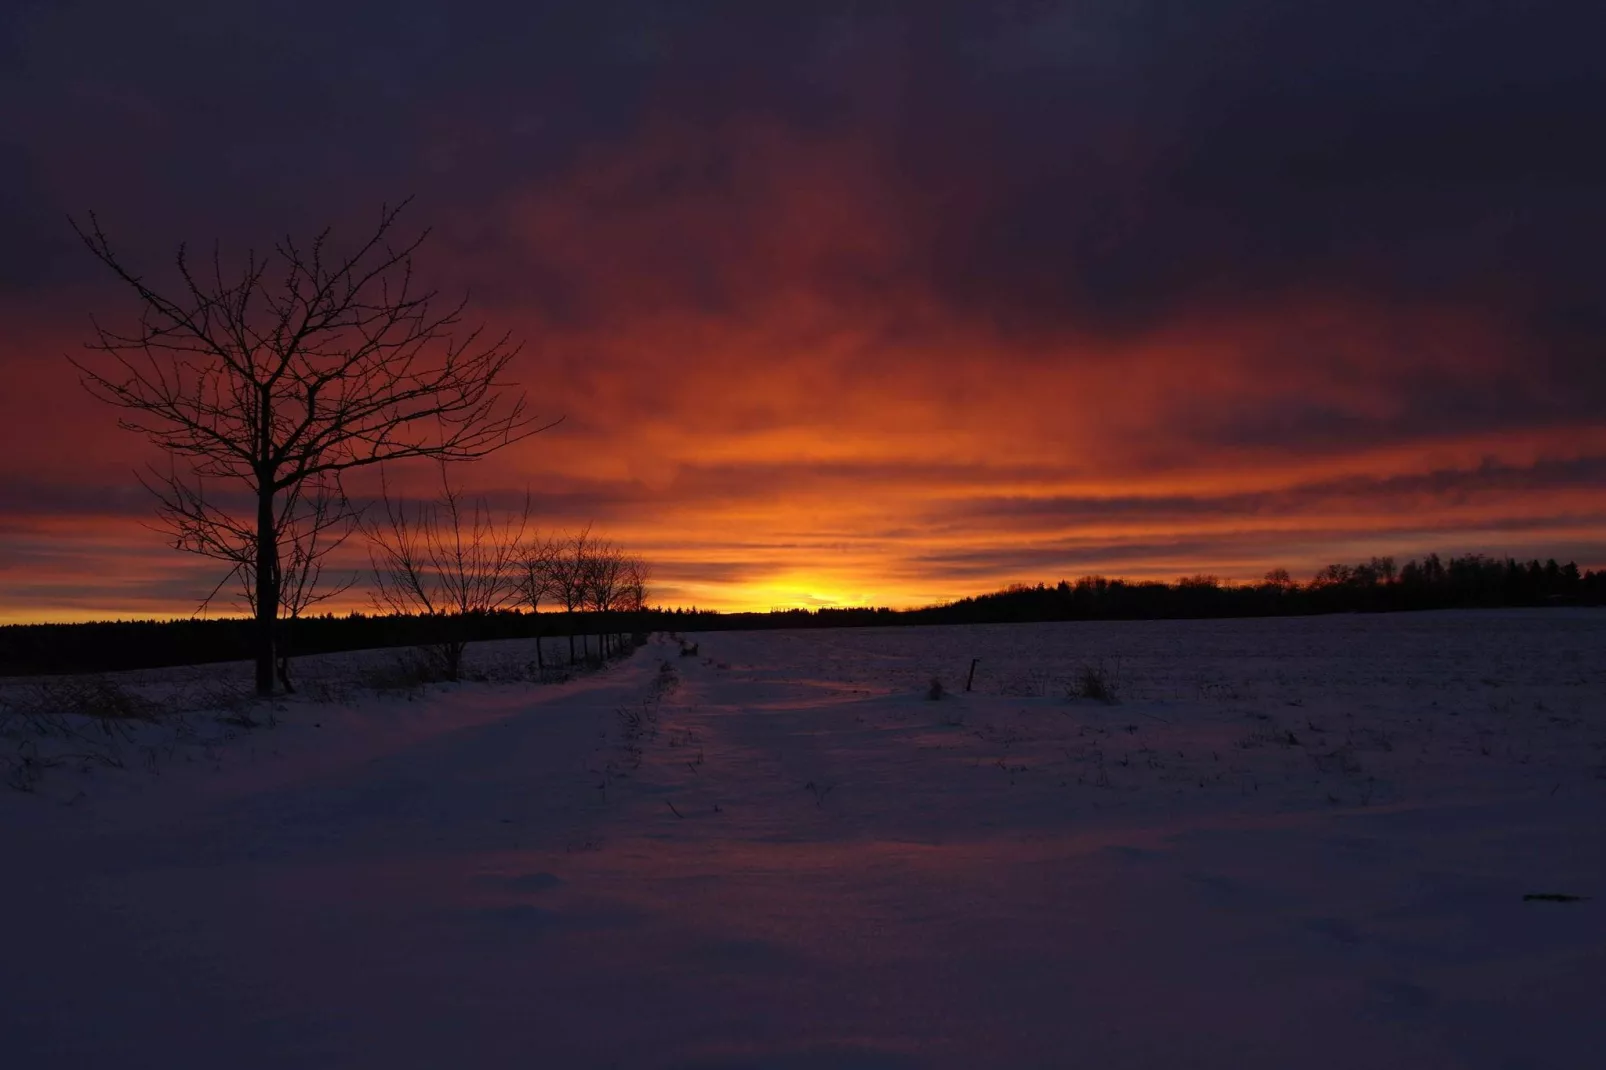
[[72, 200, 544, 695], [183, 469, 358, 692], [515, 532, 562, 673], [549, 527, 593, 664], [366, 466, 530, 682]]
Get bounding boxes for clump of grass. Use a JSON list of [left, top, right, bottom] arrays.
[[27, 677, 158, 721], [998, 669, 1054, 697], [187, 681, 259, 722], [303, 679, 355, 704], [3, 740, 63, 793], [1239, 724, 1302, 749], [1067, 661, 1120, 704], [651, 659, 680, 700], [359, 651, 438, 693]]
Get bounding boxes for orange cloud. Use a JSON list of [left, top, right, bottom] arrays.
[[3, 119, 1603, 620]]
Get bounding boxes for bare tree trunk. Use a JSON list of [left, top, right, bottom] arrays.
[[254, 487, 278, 697], [275, 616, 296, 694]]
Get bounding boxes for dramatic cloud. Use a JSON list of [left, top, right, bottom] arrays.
[[3, 1, 1604, 619]]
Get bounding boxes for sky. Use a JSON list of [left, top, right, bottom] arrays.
[[2, 0, 1605, 620]]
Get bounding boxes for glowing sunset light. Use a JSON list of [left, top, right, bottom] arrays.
[[2, 4, 1604, 622]]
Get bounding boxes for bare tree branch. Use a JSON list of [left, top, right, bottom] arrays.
[[365, 465, 529, 681], [71, 201, 550, 694]]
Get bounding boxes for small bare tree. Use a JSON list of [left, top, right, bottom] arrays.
[[600, 549, 652, 657], [366, 467, 528, 681], [584, 538, 624, 658], [549, 527, 593, 664], [273, 481, 359, 630], [618, 554, 651, 613], [72, 200, 544, 695], [518, 527, 649, 666], [514, 532, 561, 672]]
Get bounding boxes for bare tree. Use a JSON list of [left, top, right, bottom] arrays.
[[514, 532, 561, 672], [580, 539, 655, 660], [366, 467, 529, 681], [182, 470, 358, 692], [273, 480, 359, 627], [618, 553, 651, 613], [600, 549, 651, 657], [1262, 568, 1295, 592], [549, 526, 593, 664], [584, 537, 624, 658], [71, 200, 545, 694]]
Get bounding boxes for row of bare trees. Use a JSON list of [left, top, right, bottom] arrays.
[[516, 525, 650, 670], [367, 469, 650, 682], [69, 200, 664, 694]]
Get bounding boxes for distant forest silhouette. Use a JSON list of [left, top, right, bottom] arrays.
[[3, 552, 1602, 676]]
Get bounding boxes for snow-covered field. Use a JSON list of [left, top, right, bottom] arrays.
[[3, 611, 1604, 1069]]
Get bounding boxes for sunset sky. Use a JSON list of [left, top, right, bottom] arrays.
[[3, 1, 1605, 621]]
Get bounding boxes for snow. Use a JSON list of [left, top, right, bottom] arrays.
[[3, 610, 1604, 1068]]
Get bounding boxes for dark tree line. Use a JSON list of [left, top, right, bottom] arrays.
[[5, 551, 1601, 677], [907, 553, 1606, 625], [0, 609, 660, 678]]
